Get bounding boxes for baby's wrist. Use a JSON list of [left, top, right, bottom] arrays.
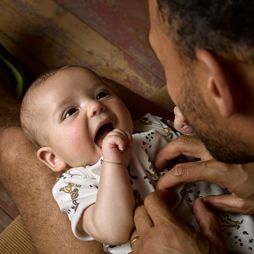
[[101, 158, 127, 167]]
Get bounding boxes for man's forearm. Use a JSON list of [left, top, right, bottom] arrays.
[[0, 127, 104, 254]]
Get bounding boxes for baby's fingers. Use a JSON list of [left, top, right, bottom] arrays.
[[106, 129, 132, 151]]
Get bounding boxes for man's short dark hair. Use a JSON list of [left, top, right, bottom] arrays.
[[157, 0, 254, 64]]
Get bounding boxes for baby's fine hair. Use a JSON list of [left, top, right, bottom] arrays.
[[20, 65, 92, 148]]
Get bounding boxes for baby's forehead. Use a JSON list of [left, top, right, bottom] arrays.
[[48, 67, 105, 88], [31, 67, 112, 107], [57, 66, 100, 80], [39, 68, 111, 100]]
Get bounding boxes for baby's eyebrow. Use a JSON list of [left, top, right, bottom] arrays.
[[94, 83, 109, 89], [53, 96, 73, 119]]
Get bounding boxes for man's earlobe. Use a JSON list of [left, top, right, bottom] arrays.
[[196, 49, 237, 118], [207, 76, 233, 117], [37, 147, 67, 172]]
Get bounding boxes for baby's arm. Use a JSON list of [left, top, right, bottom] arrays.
[[82, 129, 135, 245], [174, 106, 195, 135]]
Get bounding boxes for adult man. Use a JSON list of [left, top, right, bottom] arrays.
[[1, 1, 254, 254], [131, 0, 254, 253]]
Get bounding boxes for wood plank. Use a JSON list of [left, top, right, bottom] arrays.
[[0, 70, 20, 127], [0, 185, 19, 220], [0, 184, 19, 233], [55, 0, 165, 81], [0, 0, 164, 99], [0, 32, 48, 78], [0, 209, 13, 233]]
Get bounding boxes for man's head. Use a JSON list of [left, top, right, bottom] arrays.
[[20, 65, 133, 171], [149, 0, 254, 163], [154, 0, 254, 64]]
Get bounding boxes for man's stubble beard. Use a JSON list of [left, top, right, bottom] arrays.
[[178, 72, 254, 164]]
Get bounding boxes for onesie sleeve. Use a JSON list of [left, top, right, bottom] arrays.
[[52, 165, 100, 240], [133, 113, 180, 159], [134, 113, 180, 139]]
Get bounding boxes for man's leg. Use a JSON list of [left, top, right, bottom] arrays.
[[0, 127, 103, 254]]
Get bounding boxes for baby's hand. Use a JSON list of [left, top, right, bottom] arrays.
[[173, 106, 195, 136], [102, 129, 132, 167]]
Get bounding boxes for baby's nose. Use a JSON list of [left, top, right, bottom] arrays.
[[87, 100, 105, 117]]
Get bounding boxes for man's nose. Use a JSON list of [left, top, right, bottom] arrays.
[[87, 100, 105, 117]]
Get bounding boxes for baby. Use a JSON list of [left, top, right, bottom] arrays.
[[173, 106, 194, 136], [20, 65, 254, 254], [20, 65, 179, 253]]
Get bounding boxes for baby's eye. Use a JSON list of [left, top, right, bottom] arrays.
[[62, 107, 78, 120], [96, 89, 110, 100]]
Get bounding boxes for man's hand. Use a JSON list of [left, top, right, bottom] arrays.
[[130, 192, 225, 254], [155, 136, 254, 214]]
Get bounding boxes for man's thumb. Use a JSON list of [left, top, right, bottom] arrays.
[[193, 198, 226, 254]]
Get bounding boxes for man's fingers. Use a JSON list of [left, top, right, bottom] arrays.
[[129, 230, 139, 253], [157, 160, 230, 191], [204, 194, 254, 214], [134, 192, 185, 253], [193, 198, 226, 254], [134, 205, 153, 235], [154, 136, 211, 169], [143, 192, 177, 226], [193, 198, 220, 237]]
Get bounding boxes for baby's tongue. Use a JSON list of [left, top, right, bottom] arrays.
[[95, 132, 107, 148], [94, 123, 113, 148]]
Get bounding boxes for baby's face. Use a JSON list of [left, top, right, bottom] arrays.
[[36, 67, 133, 167]]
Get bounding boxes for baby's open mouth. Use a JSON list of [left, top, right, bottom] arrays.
[[94, 122, 114, 148]]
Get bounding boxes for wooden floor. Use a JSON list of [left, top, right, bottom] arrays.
[[0, 0, 173, 233], [0, 0, 166, 98], [0, 72, 20, 233], [0, 185, 19, 233]]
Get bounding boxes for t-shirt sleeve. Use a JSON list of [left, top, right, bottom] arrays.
[[52, 166, 99, 240]]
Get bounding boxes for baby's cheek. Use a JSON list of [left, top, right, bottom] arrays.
[[68, 129, 91, 158]]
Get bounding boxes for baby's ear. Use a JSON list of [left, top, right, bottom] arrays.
[[37, 147, 67, 172]]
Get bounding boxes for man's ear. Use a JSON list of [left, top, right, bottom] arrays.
[[37, 147, 67, 172], [196, 49, 239, 118]]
